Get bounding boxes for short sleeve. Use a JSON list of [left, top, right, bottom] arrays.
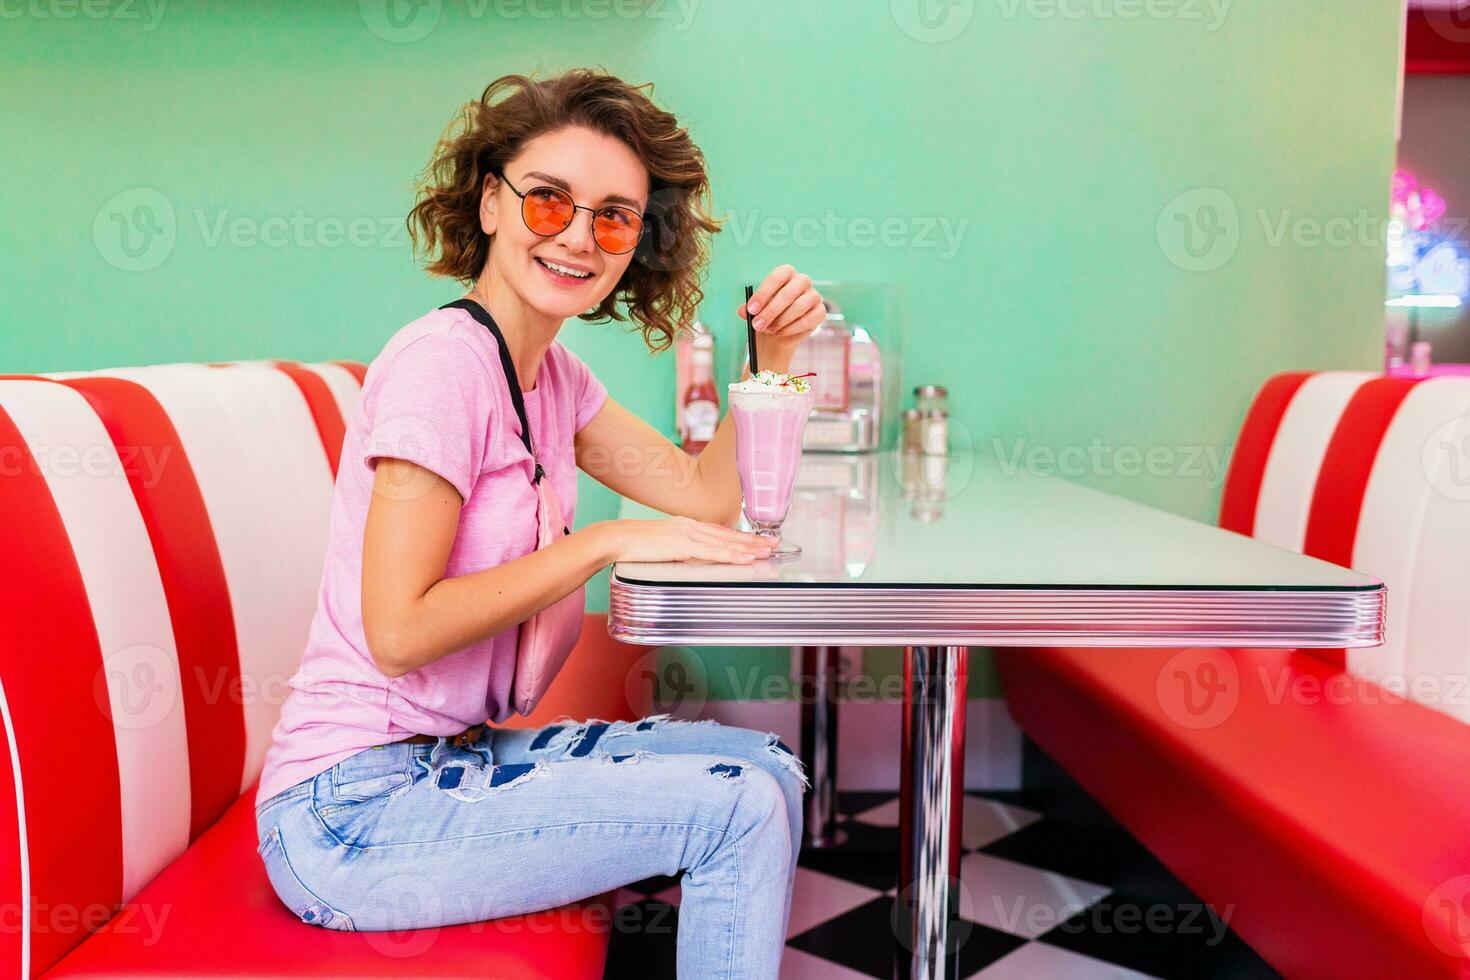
[[361, 334, 496, 501], [561, 345, 609, 432]]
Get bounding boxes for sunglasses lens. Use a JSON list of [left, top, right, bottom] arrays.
[[593, 208, 643, 254], [521, 187, 575, 236]]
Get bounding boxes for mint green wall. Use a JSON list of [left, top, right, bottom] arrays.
[[5, 1, 1401, 682]]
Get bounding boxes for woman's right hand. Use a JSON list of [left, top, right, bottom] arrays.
[[594, 517, 776, 564]]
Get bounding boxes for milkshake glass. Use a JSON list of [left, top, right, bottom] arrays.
[[729, 372, 816, 560]]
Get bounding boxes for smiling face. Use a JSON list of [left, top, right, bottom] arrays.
[[480, 125, 650, 325]]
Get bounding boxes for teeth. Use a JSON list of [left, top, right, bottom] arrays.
[[540, 258, 591, 279]]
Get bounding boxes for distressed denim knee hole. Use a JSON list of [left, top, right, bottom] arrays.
[[708, 762, 745, 783], [568, 722, 612, 757], [633, 712, 672, 732], [434, 759, 549, 803], [608, 713, 721, 738], [764, 733, 811, 792], [596, 749, 661, 766]]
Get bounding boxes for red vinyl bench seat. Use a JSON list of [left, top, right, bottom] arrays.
[[998, 371, 1470, 978], [998, 646, 1470, 977], [42, 788, 616, 979], [0, 361, 647, 979]]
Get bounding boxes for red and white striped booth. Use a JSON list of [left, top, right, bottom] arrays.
[[0, 359, 645, 978], [998, 372, 1470, 978]]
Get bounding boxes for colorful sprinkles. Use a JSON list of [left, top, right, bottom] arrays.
[[744, 369, 816, 394]]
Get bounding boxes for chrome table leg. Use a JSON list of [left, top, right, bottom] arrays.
[[798, 645, 846, 848], [896, 645, 968, 980]]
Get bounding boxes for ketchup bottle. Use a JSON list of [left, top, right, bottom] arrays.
[[681, 332, 719, 454]]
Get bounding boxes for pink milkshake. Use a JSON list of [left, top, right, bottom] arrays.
[[729, 372, 816, 559]]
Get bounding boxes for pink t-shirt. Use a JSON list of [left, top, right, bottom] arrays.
[[256, 305, 609, 806]]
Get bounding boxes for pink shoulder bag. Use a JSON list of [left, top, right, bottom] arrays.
[[444, 298, 585, 716]]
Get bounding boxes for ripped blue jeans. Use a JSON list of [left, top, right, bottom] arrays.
[[254, 714, 808, 980]]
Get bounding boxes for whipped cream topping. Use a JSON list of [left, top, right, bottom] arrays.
[[729, 370, 813, 395]]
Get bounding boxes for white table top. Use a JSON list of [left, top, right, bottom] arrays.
[[607, 452, 1384, 648]]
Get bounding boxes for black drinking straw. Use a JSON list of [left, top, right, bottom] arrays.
[[745, 284, 759, 375]]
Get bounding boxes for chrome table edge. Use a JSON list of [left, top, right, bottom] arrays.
[[607, 579, 1386, 649]]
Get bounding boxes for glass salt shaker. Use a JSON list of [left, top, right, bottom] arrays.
[[902, 408, 923, 454], [919, 409, 948, 456]]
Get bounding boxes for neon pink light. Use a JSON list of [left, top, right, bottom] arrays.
[[1393, 170, 1449, 232]]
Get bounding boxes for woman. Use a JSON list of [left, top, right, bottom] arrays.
[[252, 69, 827, 978]]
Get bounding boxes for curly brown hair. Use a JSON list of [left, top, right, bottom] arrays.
[[407, 69, 721, 353]]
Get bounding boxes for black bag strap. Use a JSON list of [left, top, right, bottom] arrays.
[[440, 297, 543, 484]]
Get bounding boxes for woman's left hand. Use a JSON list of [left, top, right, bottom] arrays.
[[738, 265, 826, 355]]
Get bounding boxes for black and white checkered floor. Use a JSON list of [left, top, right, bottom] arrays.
[[604, 785, 1281, 979]]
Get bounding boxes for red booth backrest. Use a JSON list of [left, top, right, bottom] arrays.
[[0, 360, 364, 978], [1219, 371, 1470, 723]]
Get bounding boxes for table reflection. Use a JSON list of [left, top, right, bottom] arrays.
[[898, 450, 951, 523], [726, 449, 972, 582], [621, 448, 1375, 593], [786, 454, 880, 578]]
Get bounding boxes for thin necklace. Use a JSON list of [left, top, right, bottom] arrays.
[[474, 278, 535, 395]]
